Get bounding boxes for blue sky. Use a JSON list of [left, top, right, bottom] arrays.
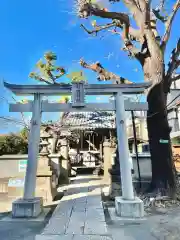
[[0, 0, 179, 133]]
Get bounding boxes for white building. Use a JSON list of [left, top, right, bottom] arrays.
[[167, 79, 180, 141]]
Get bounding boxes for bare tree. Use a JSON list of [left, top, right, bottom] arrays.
[[0, 95, 30, 131], [74, 0, 180, 196]]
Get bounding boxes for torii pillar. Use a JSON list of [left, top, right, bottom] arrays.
[[12, 94, 43, 218], [115, 92, 144, 218], [4, 81, 150, 219]]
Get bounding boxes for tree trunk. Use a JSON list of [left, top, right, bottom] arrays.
[[146, 82, 176, 195]]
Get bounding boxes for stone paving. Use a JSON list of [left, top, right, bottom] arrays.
[[36, 175, 111, 240], [35, 175, 180, 240]]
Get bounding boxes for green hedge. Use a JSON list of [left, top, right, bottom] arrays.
[[0, 134, 28, 155]]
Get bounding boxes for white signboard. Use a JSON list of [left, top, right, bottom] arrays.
[[8, 178, 25, 188], [19, 160, 27, 172]]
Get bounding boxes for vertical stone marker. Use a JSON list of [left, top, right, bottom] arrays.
[[115, 92, 144, 218], [60, 139, 70, 184]]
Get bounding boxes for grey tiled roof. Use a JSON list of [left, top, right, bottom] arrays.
[[61, 111, 116, 130]]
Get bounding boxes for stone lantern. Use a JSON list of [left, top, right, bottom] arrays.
[[35, 130, 52, 204], [37, 131, 51, 174], [39, 131, 50, 156]]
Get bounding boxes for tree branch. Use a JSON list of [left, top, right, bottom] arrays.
[[79, 59, 133, 84], [121, 37, 144, 63], [171, 74, 180, 82], [33, 76, 68, 86], [78, 2, 129, 22], [158, 0, 166, 10], [81, 20, 141, 41], [113, 19, 142, 41], [152, 9, 167, 23], [122, 0, 144, 28], [46, 66, 66, 83], [152, 0, 167, 23], [165, 38, 180, 92], [77, 1, 147, 63], [81, 21, 144, 63], [77, 2, 130, 40], [161, 0, 180, 52], [80, 22, 116, 35], [33, 76, 52, 84]]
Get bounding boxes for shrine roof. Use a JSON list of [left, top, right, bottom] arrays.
[[61, 111, 116, 130]]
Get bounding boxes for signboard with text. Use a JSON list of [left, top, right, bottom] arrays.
[[8, 178, 25, 188], [18, 160, 27, 172]]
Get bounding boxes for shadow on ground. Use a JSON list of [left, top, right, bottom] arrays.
[[0, 174, 105, 240]]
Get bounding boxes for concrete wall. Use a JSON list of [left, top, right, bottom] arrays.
[[0, 155, 28, 204], [131, 153, 152, 180], [0, 155, 28, 178], [0, 154, 55, 204]]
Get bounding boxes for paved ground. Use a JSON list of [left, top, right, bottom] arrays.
[[36, 175, 109, 239], [36, 175, 180, 240], [0, 221, 45, 240], [107, 208, 180, 240], [1, 175, 180, 239], [0, 205, 54, 240]]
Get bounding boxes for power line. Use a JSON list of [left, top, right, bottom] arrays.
[[0, 117, 26, 126], [167, 93, 180, 108], [147, 92, 180, 118]]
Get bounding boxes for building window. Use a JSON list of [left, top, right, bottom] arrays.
[[142, 144, 149, 152]]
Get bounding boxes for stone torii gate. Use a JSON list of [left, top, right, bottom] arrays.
[[4, 81, 150, 219]]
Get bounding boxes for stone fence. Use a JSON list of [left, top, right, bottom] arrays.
[[0, 153, 70, 205], [0, 154, 28, 203], [0, 150, 152, 204]]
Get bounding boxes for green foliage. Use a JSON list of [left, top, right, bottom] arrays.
[[171, 137, 180, 145], [29, 51, 87, 84], [19, 127, 29, 141], [44, 51, 57, 61], [66, 71, 87, 82], [29, 51, 66, 84], [0, 134, 28, 155], [59, 96, 71, 103]]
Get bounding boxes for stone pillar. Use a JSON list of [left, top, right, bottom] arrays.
[[103, 141, 116, 183], [48, 154, 61, 178], [99, 142, 103, 160], [48, 154, 61, 187], [115, 92, 134, 200], [36, 139, 52, 204], [115, 92, 144, 218], [60, 139, 70, 184], [12, 94, 43, 218], [109, 148, 121, 200]]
